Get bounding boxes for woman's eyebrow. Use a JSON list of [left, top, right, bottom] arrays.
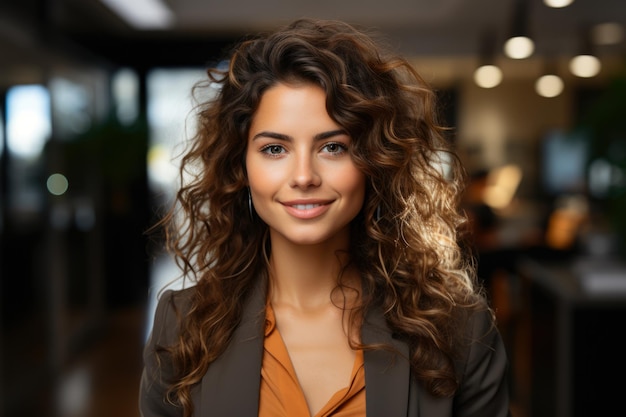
[[314, 129, 348, 140], [251, 129, 348, 142], [251, 131, 291, 141]]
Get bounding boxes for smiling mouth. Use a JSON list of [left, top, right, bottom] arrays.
[[282, 201, 331, 219], [291, 203, 322, 210]]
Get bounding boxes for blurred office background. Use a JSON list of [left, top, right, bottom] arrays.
[[1, 0, 625, 416]]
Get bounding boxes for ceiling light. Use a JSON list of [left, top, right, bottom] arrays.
[[504, 0, 535, 59], [474, 65, 503, 88], [100, 0, 175, 29], [535, 74, 564, 98], [543, 0, 574, 8], [569, 55, 602, 78], [504, 36, 535, 59], [592, 22, 624, 45], [474, 30, 502, 88], [568, 26, 602, 78]]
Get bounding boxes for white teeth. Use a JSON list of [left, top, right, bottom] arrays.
[[292, 204, 320, 210]]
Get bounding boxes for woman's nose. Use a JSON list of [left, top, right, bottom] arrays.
[[289, 154, 321, 189]]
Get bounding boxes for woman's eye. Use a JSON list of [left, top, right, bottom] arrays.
[[322, 142, 347, 154], [261, 145, 285, 155]]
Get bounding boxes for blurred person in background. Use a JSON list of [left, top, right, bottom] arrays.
[[462, 169, 511, 318], [140, 18, 510, 417]]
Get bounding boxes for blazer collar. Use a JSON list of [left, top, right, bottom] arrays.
[[198, 278, 412, 417], [362, 305, 411, 417], [199, 277, 267, 416]]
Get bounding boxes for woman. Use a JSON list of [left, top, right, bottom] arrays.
[[140, 18, 510, 417]]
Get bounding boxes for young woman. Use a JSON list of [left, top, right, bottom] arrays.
[[140, 18, 511, 417]]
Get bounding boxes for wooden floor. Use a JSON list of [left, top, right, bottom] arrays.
[[1, 305, 146, 417], [53, 306, 146, 417]]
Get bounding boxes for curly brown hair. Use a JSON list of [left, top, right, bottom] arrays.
[[157, 18, 485, 416]]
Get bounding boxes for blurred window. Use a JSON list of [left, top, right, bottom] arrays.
[[541, 129, 589, 196], [0, 105, 4, 157], [146, 68, 206, 199], [5, 85, 51, 219], [6, 85, 51, 159], [112, 68, 140, 126], [49, 77, 93, 140]]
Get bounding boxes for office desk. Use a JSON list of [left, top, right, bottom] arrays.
[[517, 256, 626, 417]]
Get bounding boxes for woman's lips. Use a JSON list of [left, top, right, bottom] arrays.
[[282, 200, 332, 219]]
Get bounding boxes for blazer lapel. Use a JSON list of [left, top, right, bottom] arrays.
[[362, 305, 411, 417], [199, 278, 267, 416], [195, 280, 413, 416]]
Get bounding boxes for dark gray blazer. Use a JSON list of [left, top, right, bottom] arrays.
[[140, 280, 511, 417]]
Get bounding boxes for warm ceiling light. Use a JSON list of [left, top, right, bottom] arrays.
[[505, 0, 535, 59], [483, 164, 523, 209], [504, 36, 535, 59], [543, 0, 574, 8], [592, 23, 624, 45], [474, 65, 503, 88], [100, 0, 175, 29], [569, 55, 602, 78], [535, 74, 564, 98]]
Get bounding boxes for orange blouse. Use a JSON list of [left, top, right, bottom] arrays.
[[259, 305, 366, 417]]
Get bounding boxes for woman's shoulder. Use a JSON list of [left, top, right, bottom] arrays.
[[452, 302, 507, 381], [449, 303, 510, 415], [156, 286, 196, 317], [150, 286, 197, 345], [161, 285, 196, 306], [453, 299, 499, 350]]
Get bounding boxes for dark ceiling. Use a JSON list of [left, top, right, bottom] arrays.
[[1, 0, 625, 82]]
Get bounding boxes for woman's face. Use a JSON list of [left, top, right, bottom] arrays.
[[246, 82, 366, 248]]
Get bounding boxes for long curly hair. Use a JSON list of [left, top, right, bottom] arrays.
[[157, 18, 485, 416]]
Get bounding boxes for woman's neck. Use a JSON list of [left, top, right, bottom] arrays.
[[267, 233, 359, 311]]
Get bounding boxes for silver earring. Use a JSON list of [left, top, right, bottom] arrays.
[[248, 190, 253, 218], [375, 205, 381, 221]]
